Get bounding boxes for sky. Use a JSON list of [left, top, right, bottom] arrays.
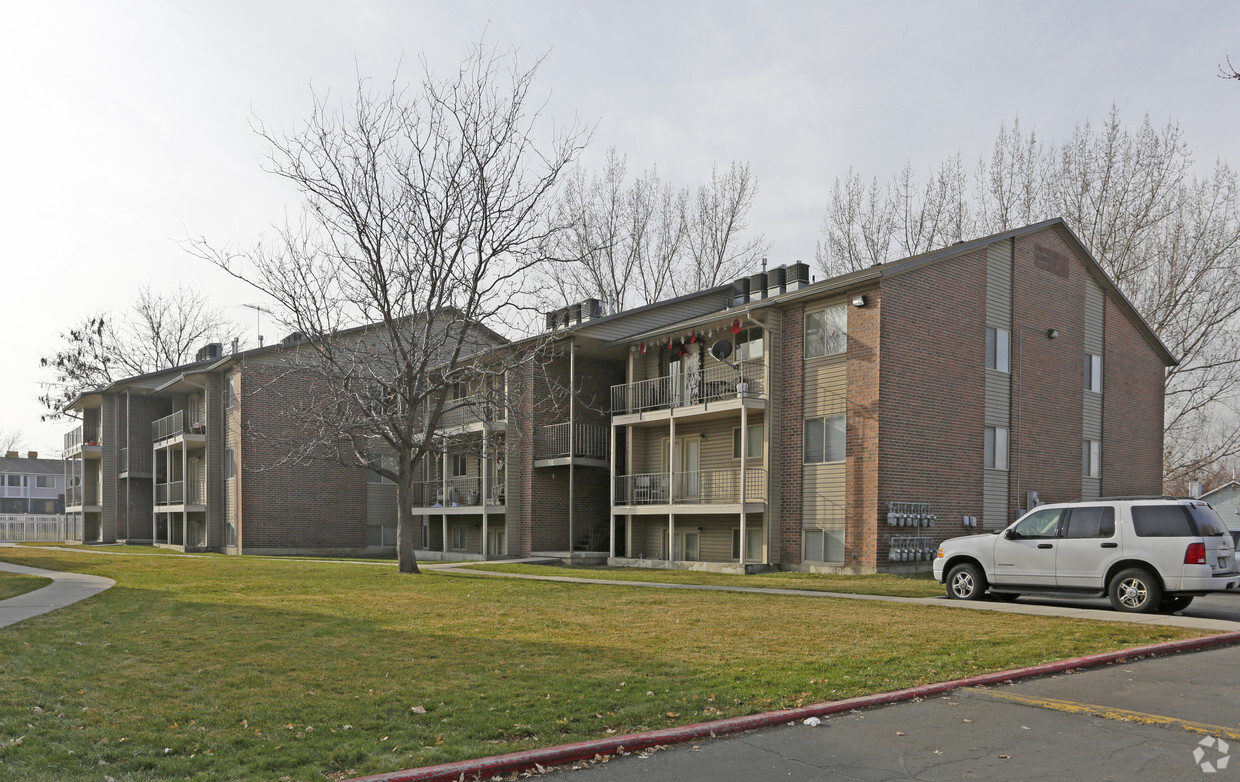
[[1, 0, 1237, 456]]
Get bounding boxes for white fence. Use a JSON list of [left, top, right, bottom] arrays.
[[0, 515, 66, 542]]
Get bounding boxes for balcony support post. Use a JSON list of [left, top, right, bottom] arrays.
[[568, 341, 575, 554], [739, 404, 748, 567], [441, 451, 449, 556], [181, 444, 188, 548], [481, 429, 489, 559], [667, 413, 676, 562], [609, 419, 617, 559]]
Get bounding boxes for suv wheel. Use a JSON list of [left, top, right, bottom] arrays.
[[946, 563, 987, 601], [1108, 568, 1162, 613]]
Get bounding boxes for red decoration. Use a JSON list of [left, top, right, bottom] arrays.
[[731, 319, 742, 335], [689, 330, 696, 343], [639, 341, 646, 355], [667, 337, 674, 349]]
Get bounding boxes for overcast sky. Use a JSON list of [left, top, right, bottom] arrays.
[[2, 0, 1237, 456]]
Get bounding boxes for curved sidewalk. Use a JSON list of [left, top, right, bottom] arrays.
[[0, 555, 116, 629]]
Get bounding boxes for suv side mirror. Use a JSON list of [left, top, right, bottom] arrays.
[[1004, 528, 1016, 540]]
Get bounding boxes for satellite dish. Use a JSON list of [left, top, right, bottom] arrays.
[[709, 339, 733, 362]]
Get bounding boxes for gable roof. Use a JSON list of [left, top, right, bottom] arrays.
[[1201, 480, 1240, 501]]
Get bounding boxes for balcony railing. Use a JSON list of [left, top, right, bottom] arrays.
[[438, 394, 507, 430], [119, 447, 128, 474], [411, 477, 505, 508], [64, 426, 100, 453], [65, 485, 101, 508], [611, 361, 765, 415], [534, 422, 609, 461], [155, 481, 184, 506], [153, 411, 206, 441], [614, 467, 766, 506]]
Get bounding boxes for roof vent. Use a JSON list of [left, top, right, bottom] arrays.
[[195, 342, 224, 362]]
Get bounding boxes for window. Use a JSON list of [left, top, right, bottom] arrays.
[[805, 304, 847, 358], [732, 527, 763, 561], [451, 453, 468, 477], [1063, 506, 1115, 538], [36, 475, 55, 489], [1085, 353, 1103, 393], [984, 426, 1009, 470], [1131, 505, 1193, 537], [803, 528, 845, 563], [1083, 439, 1101, 478], [225, 447, 235, 480], [735, 327, 764, 361], [986, 328, 1011, 373], [366, 456, 396, 484], [5, 475, 22, 487], [804, 415, 846, 463], [1011, 507, 1062, 539], [223, 375, 235, 410], [732, 424, 763, 460], [450, 525, 468, 550], [450, 380, 468, 401], [367, 525, 397, 547]]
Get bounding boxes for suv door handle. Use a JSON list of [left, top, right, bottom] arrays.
[[1037, 543, 1053, 549], [1100, 542, 1118, 549]]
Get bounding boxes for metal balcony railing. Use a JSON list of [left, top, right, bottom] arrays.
[[65, 485, 101, 508], [611, 361, 765, 415], [614, 467, 766, 506], [155, 481, 184, 506], [438, 394, 507, 430], [64, 426, 100, 453], [411, 476, 505, 508], [534, 422, 609, 461]]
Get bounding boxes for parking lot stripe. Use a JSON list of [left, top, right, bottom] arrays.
[[974, 689, 1240, 741]]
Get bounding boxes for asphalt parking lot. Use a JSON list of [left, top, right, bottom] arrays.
[[567, 596, 1240, 781]]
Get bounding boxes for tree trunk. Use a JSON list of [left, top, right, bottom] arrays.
[[396, 466, 421, 574]]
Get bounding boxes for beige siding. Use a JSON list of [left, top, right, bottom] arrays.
[[765, 309, 782, 565], [983, 470, 1009, 530], [803, 357, 847, 416], [1084, 277, 1105, 354], [1082, 393, 1102, 439], [367, 483, 397, 526], [631, 416, 764, 475], [986, 241, 1013, 328], [984, 371, 1011, 426], [803, 462, 846, 524], [1081, 476, 1101, 501]]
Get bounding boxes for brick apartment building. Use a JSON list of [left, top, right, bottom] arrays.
[[62, 218, 1172, 572]]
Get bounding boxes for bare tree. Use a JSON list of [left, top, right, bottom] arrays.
[[680, 161, 769, 294], [1220, 56, 1240, 81], [0, 427, 23, 454], [39, 285, 233, 419], [816, 108, 1240, 486], [193, 42, 587, 574]]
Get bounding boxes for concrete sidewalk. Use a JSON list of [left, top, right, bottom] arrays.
[[0, 553, 115, 629]]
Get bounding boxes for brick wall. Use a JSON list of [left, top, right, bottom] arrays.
[[1101, 295, 1165, 494], [845, 285, 881, 569], [777, 300, 805, 563]]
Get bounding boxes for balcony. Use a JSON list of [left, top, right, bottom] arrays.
[[534, 422, 609, 467], [614, 467, 767, 513], [410, 477, 505, 514], [611, 362, 766, 423], [65, 484, 101, 510], [155, 480, 206, 508], [64, 426, 103, 459], [153, 411, 207, 449], [436, 394, 507, 433]]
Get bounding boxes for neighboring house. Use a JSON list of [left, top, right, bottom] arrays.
[[1201, 481, 1240, 530], [1, 452, 66, 541], [63, 218, 1172, 572]]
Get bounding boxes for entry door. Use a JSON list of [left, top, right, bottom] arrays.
[[664, 437, 700, 501], [487, 528, 506, 557], [990, 507, 1062, 587], [666, 529, 699, 561], [187, 458, 204, 505]]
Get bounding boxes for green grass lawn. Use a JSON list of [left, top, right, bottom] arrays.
[[458, 562, 943, 598], [0, 548, 1208, 781], [0, 571, 52, 601]]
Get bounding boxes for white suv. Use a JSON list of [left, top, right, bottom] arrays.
[[932, 498, 1240, 613]]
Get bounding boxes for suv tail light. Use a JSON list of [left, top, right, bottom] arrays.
[[1184, 542, 1207, 565]]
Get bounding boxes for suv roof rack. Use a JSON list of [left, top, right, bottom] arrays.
[[1070, 495, 1186, 502]]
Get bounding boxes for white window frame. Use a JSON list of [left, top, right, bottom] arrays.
[[223, 374, 235, 410], [451, 453, 469, 478], [986, 327, 1011, 373], [36, 475, 56, 489], [732, 423, 763, 460], [225, 446, 235, 480], [804, 415, 846, 464], [1083, 439, 1101, 478], [984, 426, 1009, 471], [450, 524, 468, 551], [1085, 353, 1103, 393], [803, 527, 845, 564], [732, 526, 763, 561], [805, 304, 847, 359]]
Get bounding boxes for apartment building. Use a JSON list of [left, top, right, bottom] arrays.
[[0, 452, 65, 541], [589, 218, 1172, 573], [61, 218, 1171, 571]]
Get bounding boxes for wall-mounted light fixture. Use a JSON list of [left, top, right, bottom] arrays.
[[1046, 329, 1059, 339], [851, 294, 868, 308]]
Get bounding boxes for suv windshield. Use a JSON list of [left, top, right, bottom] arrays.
[[1187, 504, 1230, 537]]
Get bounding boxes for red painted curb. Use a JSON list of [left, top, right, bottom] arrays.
[[347, 630, 1240, 782]]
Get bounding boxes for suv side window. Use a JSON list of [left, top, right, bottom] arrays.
[[1131, 505, 1193, 537], [1064, 506, 1115, 538], [1012, 508, 1062, 539]]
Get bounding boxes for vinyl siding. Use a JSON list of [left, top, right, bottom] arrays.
[[804, 356, 847, 416], [985, 241, 1013, 328], [1082, 393, 1102, 439], [983, 470, 1009, 530], [984, 240, 1013, 531], [803, 462, 846, 525], [984, 371, 1011, 426], [1080, 476, 1101, 501], [1084, 277, 1105, 354], [366, 483, 397, 526]]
